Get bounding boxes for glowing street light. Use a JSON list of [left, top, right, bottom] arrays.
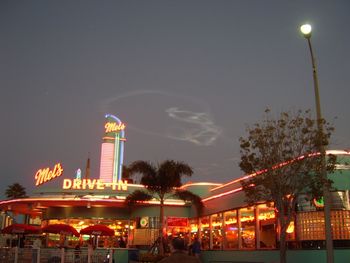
[[300, 23, 334, 263], [300, 24, 312, 36]]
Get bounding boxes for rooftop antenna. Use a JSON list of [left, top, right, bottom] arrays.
[[85, 153, 91, 179]]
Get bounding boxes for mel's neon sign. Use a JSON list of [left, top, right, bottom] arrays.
[[105, 122, 125, 133], [62, 179, 128, 191], [35, 163, 64, 186]]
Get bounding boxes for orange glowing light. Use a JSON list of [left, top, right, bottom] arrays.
[[190, 225, 198, 232], [286, 221, 295, 233], [179, 182, 222, 189], [211, 150, 350, 192], [105, 122, 125, 133], [102, 136, 127, 141], [258, 212, 275, 221], [240, 216, 255, 222], [202, 187, 243, 202], [225, 218, 237, 224], [35, 163, 63, 186]]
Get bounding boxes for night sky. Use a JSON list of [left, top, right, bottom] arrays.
[[1, 1, 349, 198]]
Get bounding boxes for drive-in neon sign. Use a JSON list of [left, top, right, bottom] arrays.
[[35, 163, 64, 186], [62, 179, 128, 191], [105, 122, 125, 133]]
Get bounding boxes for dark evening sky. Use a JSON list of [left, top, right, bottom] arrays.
[[1, 1, 349, 198]]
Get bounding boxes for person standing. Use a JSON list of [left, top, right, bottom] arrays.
[[32, 238, 42, 263], [118, 237, 126, 248], [158, 237, 200, 263], [191, 237, 201, 259]]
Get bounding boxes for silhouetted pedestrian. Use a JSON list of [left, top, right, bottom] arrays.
[[158, 237, 200, 263]]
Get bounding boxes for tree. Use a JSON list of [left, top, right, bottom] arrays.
[[121, 165, 133, 183], [239, 109, 336, 263], [125, 160, 203, 255], [5, 183, 27, 199]]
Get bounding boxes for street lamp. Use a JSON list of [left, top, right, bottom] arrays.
[[300, 24, 312, 36], [300, 24, 334, 263]]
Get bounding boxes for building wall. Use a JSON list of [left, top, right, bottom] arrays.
[[203, 191, 247, 216], [130, 205, 191, 218], [330, 169, 350, 190], [42, 205, 191, 221], [43, 206, 130, 220]]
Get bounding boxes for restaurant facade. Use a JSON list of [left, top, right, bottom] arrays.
[[1, 114, 350, 262]]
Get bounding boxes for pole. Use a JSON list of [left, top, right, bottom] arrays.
[[305, 36, 334, 263], [109, 248, 113, 263], [60, 247, 65, 263], [14, 246, 18, 263], [36, 247, 40, 263]]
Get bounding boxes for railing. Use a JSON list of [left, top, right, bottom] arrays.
[[0, 247, 113, 263]]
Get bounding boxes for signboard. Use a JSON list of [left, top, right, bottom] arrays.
[[100, 114, 126, 183], [62, 179, 128, 191], [105, 122, 125, 133], [140, 217, 149, 228], [167, 217, 188, 227], [313, 197, 324, 208], [35, 163, 64, 186]]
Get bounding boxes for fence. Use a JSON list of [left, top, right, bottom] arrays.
[[0, 247, 113, 263]]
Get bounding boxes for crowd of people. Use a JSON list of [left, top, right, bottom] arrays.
[[159, 236, 202, 263]]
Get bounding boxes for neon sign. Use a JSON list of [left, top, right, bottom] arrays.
[[100, 114, 126, 183], [313, 197, 324, 208], [105, 122, 125, 133], [167, 217, 188, 227], [62, 179, 128, 191], [35, 163, 64, 186]]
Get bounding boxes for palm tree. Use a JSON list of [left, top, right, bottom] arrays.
[[125, 160, 203, 255], [5, 183, 27, 199], [121, 164, 133, 183]]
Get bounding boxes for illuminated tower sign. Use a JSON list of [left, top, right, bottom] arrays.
[[99, 114, 126, 183]]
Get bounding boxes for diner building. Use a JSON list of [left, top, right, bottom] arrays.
[[1, 150, 350, 250], [1, 114, 350, 262]]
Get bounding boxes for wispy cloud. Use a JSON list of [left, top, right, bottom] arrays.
[[100, 90, 222, 146], [166, 107, 222, 146]]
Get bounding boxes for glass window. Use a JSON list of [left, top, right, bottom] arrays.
[[211, 213, 223, 250], [297, 211, 324, 240], [189, 218, 199, 241], [224, 210, 238, 249], [240, 207, 255, 249], [332, 210, 350, 240], [297, 210, 350, 241], [257, 204, 276, 248], [200, 216, 210, 250]]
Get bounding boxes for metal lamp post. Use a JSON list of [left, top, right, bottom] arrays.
[[300, 23, 334, 263]]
